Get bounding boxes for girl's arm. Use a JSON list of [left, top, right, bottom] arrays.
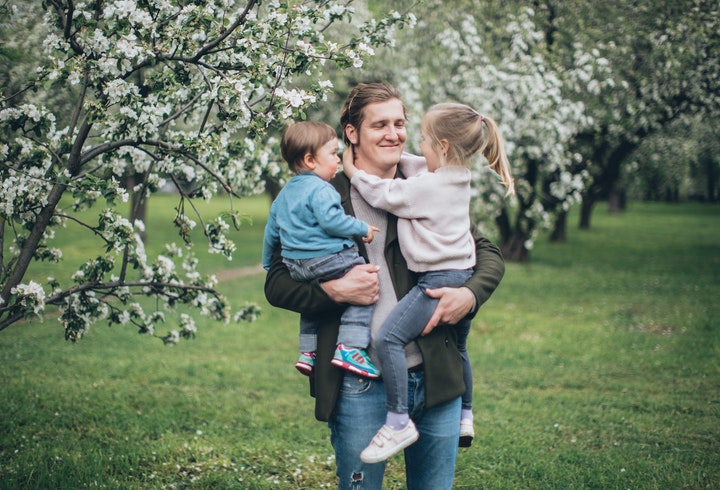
[[398, 152, 427, 177], [341, 145, 359, 179]]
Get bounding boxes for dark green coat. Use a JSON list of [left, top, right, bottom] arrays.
[[264, 171, 505, 422]]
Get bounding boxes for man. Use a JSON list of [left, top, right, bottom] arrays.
[[264, 82, 505, 489]]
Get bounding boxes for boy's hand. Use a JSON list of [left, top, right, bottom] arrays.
[[363, 226, 381, 244]]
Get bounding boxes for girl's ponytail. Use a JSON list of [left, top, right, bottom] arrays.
[[479, 115, 515, 196]]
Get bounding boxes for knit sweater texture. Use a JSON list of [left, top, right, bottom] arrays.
[[350, 165, 475, 272]]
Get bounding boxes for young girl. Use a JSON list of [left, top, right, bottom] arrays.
[[262, 121, 381, 379], [342, 103, 514, 463]]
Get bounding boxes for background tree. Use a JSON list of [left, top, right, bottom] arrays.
[[366, 2, 593, 260], [624, 116, 720, 203], [542, 0, 720, 228], [0, 0, 414, 340], [362, 0, 720, 257]]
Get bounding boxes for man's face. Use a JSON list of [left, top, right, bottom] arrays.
[[346, 99, 406, 177]]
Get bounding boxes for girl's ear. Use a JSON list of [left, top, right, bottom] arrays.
[[440, 138, 450, 156], [345, 124, 359, 145]]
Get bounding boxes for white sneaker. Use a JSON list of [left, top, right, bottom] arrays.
[[360, 420, 419, 464], [459, 419, 475, 447]]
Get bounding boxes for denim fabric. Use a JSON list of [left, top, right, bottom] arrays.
[[455, 316, 473, 410], [329, 370, 460, 489], [376, 268, 473, 414], [284, 246, 374, 352]]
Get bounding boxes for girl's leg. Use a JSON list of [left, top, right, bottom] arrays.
[[376, 284, 436, 415], [455, 317, 473, 411], [378, 269, 473, 415]]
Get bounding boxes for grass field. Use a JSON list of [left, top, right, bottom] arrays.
[[0, 197, 718, 489]]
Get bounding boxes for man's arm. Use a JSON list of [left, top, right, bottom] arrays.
[[264, 247, 379, 314]]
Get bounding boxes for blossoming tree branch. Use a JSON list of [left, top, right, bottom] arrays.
[[0, 0, 414, 342]]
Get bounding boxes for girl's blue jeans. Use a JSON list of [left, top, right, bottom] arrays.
[[376, 268, 474, 414]]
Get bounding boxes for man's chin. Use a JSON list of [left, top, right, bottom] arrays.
[[380, 147, 404, 164]]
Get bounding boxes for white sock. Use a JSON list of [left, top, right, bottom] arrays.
[[461, 409, 473, 422], [386, 412, 409, 431]]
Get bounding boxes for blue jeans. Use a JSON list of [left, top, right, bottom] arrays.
[[284, 246, 374, 352], [329, 370, 460, 489], [376, 269, 474, 414]]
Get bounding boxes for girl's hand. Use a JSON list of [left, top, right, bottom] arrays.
[[363, 226, 381, 244], [342, 145, 357, 178]]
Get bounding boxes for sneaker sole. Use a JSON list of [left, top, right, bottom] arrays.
[[330, 358, 380, 378], [459, 434, 473, 447], [295, 363, 314, 376], [360, 431, 419, 464]]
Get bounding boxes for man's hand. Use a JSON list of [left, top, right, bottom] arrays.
[[321, 264, 380, 305], [422, 286, 476, 335]]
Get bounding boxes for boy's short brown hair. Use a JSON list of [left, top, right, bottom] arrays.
[[281, 121, 337, 173]]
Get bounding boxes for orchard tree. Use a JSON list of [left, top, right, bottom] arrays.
[[624, 116, 720, 202], [543, 0, 720, 227], [0, 0, 415, 341], [375, 3, 595, 260]]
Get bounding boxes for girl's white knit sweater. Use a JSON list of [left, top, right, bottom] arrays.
[[350, 164, 476, 273]]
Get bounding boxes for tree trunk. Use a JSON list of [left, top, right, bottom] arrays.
[[127, 172, 147, 242], [550, 210, 567, 242], [608, 186, 626, 214], [499, 229, 530, 262], [0, 120, 91, 315], [265, 177, 282, 201], [580, 195, 594, 229]]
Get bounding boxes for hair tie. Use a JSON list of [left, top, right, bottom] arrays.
[[480, 114, 485, 122]]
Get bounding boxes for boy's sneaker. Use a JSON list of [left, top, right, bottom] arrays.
[[360, 420, 419, 464], [330, 344, 380, 378], [459, 419, 475, 447], [295, 352, 315, 376]]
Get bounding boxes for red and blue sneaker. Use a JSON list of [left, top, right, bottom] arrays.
[[330, 344, 380, 378], [295, 352, 315, 376]]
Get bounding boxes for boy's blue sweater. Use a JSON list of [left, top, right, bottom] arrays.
[[262, 172, 369, 270]]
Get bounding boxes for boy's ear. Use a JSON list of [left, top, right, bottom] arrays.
[[345, 124, 359, 145], [302, 152, 316, 169]]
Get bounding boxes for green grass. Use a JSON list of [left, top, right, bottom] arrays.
[[1, 199, 718, 489]]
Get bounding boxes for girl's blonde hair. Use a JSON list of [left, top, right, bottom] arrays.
[[422, 102, 515, 195]]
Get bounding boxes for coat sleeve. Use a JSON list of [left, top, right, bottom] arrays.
[[263, 245, 345, 317], [464, 225, 506, 315], [263, 230, 346, 422]]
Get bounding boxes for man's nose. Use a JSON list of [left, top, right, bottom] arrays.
[[385, 127, 399, 140]]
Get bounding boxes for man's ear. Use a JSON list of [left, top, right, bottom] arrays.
[[345, 124, 359, 145]]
